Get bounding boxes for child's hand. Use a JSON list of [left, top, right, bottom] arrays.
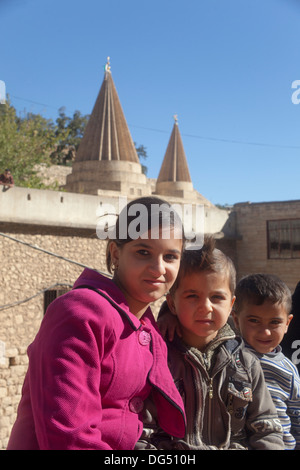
[[157, 303, 182, 341]]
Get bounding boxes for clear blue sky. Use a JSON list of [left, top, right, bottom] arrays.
[[1, 0, 300, 206]]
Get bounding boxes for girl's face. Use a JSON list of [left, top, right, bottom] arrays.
[[110, 229, 182, 318]]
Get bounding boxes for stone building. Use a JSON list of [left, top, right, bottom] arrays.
[[0, 59, 299, 449], [234, 200, 300, 288]]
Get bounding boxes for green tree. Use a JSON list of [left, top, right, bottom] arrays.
[[49, 107, 89, 165], [0, 101, 58, 187], [135, 143, 148, 175]]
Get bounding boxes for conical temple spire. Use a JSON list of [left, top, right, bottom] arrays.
[[64, 58, 151, 196], [157, 116, 192, 184], [75, 57, 139, 163]]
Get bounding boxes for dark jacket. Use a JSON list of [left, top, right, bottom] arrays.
[[137, 323, 284, 450]]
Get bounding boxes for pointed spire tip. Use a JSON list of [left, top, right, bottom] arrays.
[[105, 56, 111, 73]]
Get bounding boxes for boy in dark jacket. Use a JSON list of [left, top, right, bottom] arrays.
[[137, 238, 284, 450]]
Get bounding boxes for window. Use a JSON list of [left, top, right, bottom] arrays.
[[267, 219, 300, 259], [44, 287, 70, 314]]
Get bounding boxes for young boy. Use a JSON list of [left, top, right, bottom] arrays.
[[232, 273, 300, 450], [137, 238, 284, 450]]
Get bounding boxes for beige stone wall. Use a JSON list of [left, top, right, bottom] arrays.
[[234, 200, 300, 292], [0, 346, 28, 448]]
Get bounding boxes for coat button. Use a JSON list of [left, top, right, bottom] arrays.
[[138, 330, 151, 346], [129, 396, 144, 414]]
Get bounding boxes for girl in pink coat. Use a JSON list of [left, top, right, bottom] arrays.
[[7, 197, 186, 450]]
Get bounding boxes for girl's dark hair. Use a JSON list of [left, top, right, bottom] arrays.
[[233, 273, 292, 315], [170, 235, 236, 295], [106, 196, 185, 273]]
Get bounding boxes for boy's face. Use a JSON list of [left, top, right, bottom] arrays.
[[232, 301, 293, 354], [167, 270, 235, 350]]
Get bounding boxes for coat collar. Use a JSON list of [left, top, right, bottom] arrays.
[[73, 268, 147, 331], [171, 323, 241, 372]]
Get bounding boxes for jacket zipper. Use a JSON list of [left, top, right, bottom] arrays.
[[184, 356, 203, 446], [202, 353, 214, 442], [208, 377, 213, 399], [186, 355, 214, 444], [186, 346, 235, 447], [207, 377, 213, 443]]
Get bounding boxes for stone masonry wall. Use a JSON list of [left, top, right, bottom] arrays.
[[234, 200, 300, 292]]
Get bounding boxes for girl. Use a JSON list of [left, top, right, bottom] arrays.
[[7, 197, 186, 450]]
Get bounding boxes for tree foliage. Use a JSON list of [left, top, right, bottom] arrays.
[[0, 101, 148, 188], [49, 107, 89, 166], [135, 143, 148, 175], [0, 101, 58, 187]]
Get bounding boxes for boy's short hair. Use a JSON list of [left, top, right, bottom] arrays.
[[234, 273, 292, 315], [170, 236, 236, 295]]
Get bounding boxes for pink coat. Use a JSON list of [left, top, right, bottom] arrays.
[[7, 269, 186, 450]]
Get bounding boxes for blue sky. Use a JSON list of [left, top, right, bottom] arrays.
[[1, 0, 300, 206]]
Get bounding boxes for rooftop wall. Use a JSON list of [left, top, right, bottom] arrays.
[[0, 186, 104, 229], [0, 186, 231, 235]]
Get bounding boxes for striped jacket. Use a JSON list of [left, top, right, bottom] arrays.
[[246, 345, 300, 450]]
